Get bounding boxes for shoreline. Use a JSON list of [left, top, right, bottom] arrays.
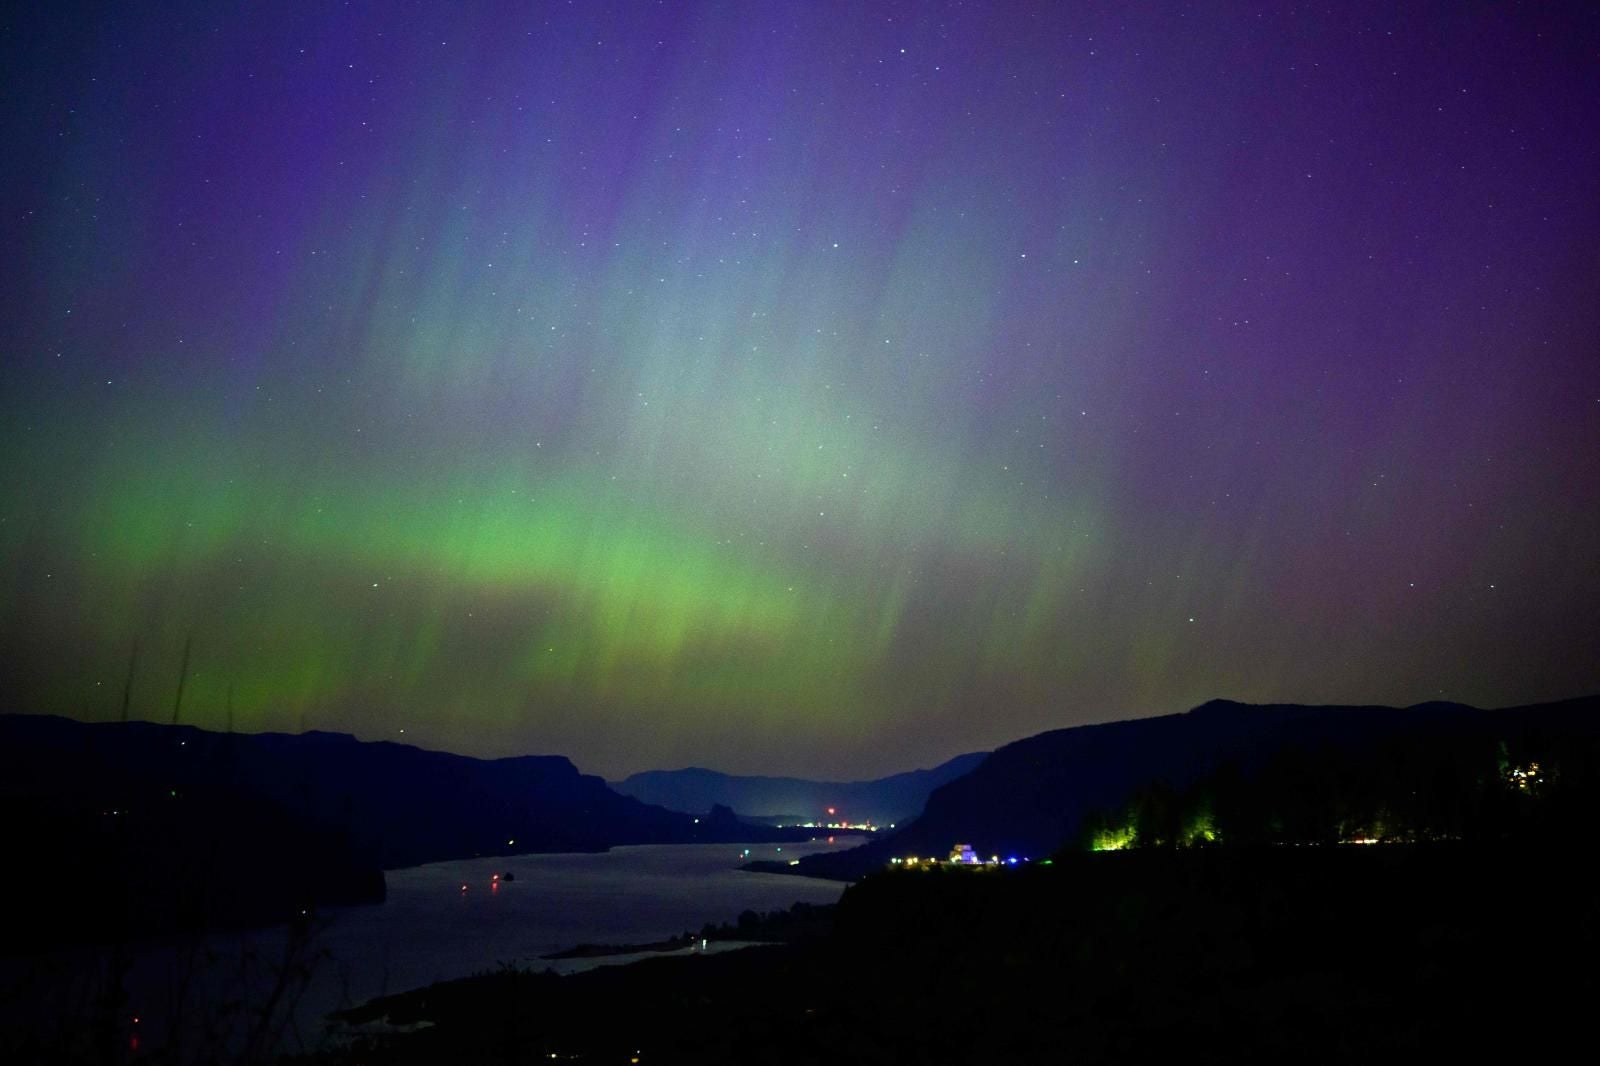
[[541, 935, 696, 960]]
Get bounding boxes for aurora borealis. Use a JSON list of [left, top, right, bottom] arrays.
[[2, 2, 1596, 779]]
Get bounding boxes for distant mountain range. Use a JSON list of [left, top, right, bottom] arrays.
[[612, 751, 989, 825], [782, 695, 1600, 880]]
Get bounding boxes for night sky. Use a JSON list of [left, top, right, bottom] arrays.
[[2, 2, 1597, 779]]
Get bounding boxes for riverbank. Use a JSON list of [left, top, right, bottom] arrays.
[[541, 899, 836, 960]]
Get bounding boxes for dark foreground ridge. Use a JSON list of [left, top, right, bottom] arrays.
[[303, 844, 1598, 1064]]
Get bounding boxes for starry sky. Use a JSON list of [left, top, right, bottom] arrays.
[[2, 1, 1597, 779]]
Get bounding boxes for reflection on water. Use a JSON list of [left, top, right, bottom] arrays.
[[0, 839, 855, 1060]]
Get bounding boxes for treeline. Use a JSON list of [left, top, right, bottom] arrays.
[[1077, 720, 1599, 851]]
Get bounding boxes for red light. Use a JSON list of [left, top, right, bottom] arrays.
[[826, 807, 835, 816]]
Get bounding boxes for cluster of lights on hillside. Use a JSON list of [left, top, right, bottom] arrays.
[[890, 844, 1031, 869], [795, 820, 886, 831], [1505, 762, 1542, 793]]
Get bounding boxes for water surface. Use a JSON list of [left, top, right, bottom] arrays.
[[2, 838, 856, 1059]]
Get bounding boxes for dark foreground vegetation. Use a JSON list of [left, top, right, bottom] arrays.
[[1077, 709, 1593, 851], [299, 843, 1596, 1064]]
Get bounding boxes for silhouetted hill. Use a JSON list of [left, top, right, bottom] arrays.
[[214, 728, 695, 868], [612, 751, 988, 825], [1, 716, 387, 952], [785, 696, 1600, 879], [0, 714, 808, 949]]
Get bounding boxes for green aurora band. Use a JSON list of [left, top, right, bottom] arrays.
[[3, 2, 1597, 776]]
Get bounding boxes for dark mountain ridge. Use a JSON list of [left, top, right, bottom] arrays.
[[2, 714, 808, 868], [0, 714, 808, 950], [785, 695, 1600, 879]]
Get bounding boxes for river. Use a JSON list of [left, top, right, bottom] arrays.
[[0, 838, 857, 1060]]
